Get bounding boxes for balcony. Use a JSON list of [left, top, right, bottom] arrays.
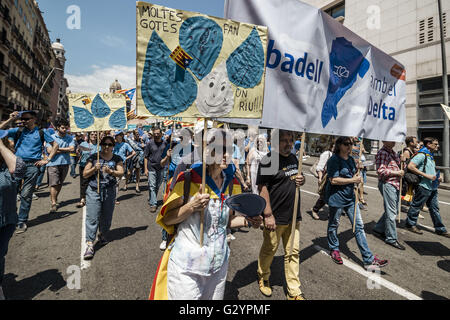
[[0, 5, 11, 26], [0, 63, 9, 76], [0, 33, 10, 49], [0, 94, 7, 106]]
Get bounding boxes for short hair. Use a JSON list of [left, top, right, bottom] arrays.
[[279, 129, 294, 139], [333, 136, 352, 154], [423, 137, 438, 147], [405, 136, 416, 145], [55, 119, 69, 128], [101, 136, 115, 146]]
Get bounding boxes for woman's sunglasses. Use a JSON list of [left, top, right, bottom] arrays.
[[342, 142, 352, 146], [101, 143, 114, 147]]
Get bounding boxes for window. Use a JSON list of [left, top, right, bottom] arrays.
[[324, 1, 345, 20]]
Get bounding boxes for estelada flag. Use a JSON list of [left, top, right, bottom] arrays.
[[169, 45, 193, 70], [148, 163, 241, 300]]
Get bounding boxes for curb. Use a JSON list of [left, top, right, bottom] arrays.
[[302, 160, 450, 191]]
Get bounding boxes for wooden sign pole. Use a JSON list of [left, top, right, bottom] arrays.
[[398, 143, 406, 223], [352, 138, 364, 233], [97, 131, 100, 194], [289, 132, 306, 258], [199, 119, 208, 247]]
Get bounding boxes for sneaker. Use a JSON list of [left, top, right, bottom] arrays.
[[310, 209, 320, 220], [359, 203, 368, 211], [330, 250, 343, 265], [287, 293, 306, 300], [150, 206, 157, 213], [83, 244, 95, 260], [159, 240, 167, 251], [405, 224, 423, 235], [365, 255, 388, 270], [418, 214, 425, 219], [32, 193, 39, 200], [436, 231, 450, 238], [97, 233, 109, 246], [15, 223, 27, 234], [257, 277, 272, 297]]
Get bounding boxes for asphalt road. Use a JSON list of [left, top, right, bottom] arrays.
[[3, 169, 450, 300]]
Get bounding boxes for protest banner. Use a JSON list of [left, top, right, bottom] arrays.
[[68, 93, 127, 133], [441, 104, 450, 120], [222, 0, 407, 143], [136, 2, 268, 120]]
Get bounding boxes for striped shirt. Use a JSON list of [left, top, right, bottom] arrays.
[[375, 146, 401, 190]]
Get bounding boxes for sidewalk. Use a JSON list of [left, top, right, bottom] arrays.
[[302, 155, 450, 191]]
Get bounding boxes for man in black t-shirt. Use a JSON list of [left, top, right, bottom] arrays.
[[256, 129, 306, 300], [144, 128, 170, 213]]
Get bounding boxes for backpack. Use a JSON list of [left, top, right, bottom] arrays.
[[403, 152, 428, 186], [14, 127, 45, 149]]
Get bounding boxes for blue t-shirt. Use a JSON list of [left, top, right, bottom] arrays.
[[325, 154, 357, 207], [411, 153, 436, 191], [46, 133, 75, 167], [79, 142, 98, 167], [113, 142, 133, 163], [8, 127, 54, 161]]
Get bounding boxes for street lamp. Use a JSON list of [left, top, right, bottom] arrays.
[[438, 0, 450, 183]]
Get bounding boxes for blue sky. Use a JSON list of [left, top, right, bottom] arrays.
[[36, 0, 225, 92]]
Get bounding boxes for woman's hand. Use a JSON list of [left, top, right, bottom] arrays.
[[190, 186, 210, 211], [103, 166, 114, 175]]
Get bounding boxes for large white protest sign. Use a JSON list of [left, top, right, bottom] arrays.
[[222, 0, 407, 142]]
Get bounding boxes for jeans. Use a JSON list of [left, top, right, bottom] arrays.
[[79, 166, 89, 200], [36, 165, 46, 187], [373, 182, 399, 244], [0, 225, 16, 285], [70, 156, 77, 177], [327, 203, 374, 265], [18, 162, 40, 224], [406, 186, 446, 233], [85, 186, 116, 243], [148, 169, 163, 207]]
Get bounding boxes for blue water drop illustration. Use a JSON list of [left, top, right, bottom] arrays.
[[91, 94, 111, 118], [73, 106, 95, 129], [226, 27, 265, 89], [109, 107, 127, 129], [141, 31, 198, 116], [179, 16, 223, 80]]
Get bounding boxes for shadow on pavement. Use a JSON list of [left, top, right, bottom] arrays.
[[404, 241, 450, 256], [26, 211, 78, 228], [94, 226, 149, 252], [3, 269, 66, 300], [421, 290, 449, 300], [437, 260, 450, 273], [116, 193, 142, 202]]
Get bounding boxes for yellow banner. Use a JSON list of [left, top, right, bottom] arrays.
[[136, 2, 268, 120], [68, 93, 127, 132]]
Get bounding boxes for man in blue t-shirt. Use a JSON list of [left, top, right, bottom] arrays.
[[114, 131, 136, 193], [405, 137, 449, 237], [46, 119, 75, 213], [0, 111, 59, 234]]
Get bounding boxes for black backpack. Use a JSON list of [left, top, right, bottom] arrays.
[[403, 152, 428, 186]]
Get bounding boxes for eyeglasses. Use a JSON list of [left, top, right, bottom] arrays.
[[21, 118, 32, 121], [101, 143, 114, 147]]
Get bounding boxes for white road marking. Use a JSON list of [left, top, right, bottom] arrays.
[[80, 206, 90, 270], [313, 245, 423, 300]]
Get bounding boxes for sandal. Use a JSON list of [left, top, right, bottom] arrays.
[[76, 200, 86, 208]]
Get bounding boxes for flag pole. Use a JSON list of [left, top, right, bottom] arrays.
[[398, 142, 406, 223], [200, 119, 208, 247], [289, 132, 306, 257], [352, 138, 364, 233], [97, 131, 100, 194]]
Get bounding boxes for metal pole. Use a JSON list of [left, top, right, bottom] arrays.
[[438, 0, 450, 182]]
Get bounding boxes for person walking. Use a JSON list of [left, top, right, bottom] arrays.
[[405, 137, 450, 237], [82, 136, 124, 260], [1, 111, 58, 234], [324, 136, 388, 269], [256, 129, 306, 300], [76, 132, 98, 208], [46, 120, 75, 213], [310, 141, 334, 220], [0, 131, 26, 300], [144, 128, 168, 213], [246, 134, 269, 195], [113, 131, 135, 194], [372, 141, 406, 250]]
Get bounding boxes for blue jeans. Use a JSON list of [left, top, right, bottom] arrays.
[[148, 169, 163, 207], [374, 182, 399, 244], [406, 186, 446, 233], [0, 224, 16, 285], [18, 163, 40, 224], [328, 203, 374, 265], [36, 165, 46, 187], [70, 156, 77, 177], [85, 186, 116, 243]]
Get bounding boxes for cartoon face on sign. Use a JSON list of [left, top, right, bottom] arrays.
[[196, 62, 234, 117]]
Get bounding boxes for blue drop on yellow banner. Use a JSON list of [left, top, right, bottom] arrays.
[[109, 107, 127, 129], [91, 94, 111, 118], [179, 16, 223, 81], [227, 27, 265, 89], [73, 106, 95, 129], [141, 31, 198, 116]]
